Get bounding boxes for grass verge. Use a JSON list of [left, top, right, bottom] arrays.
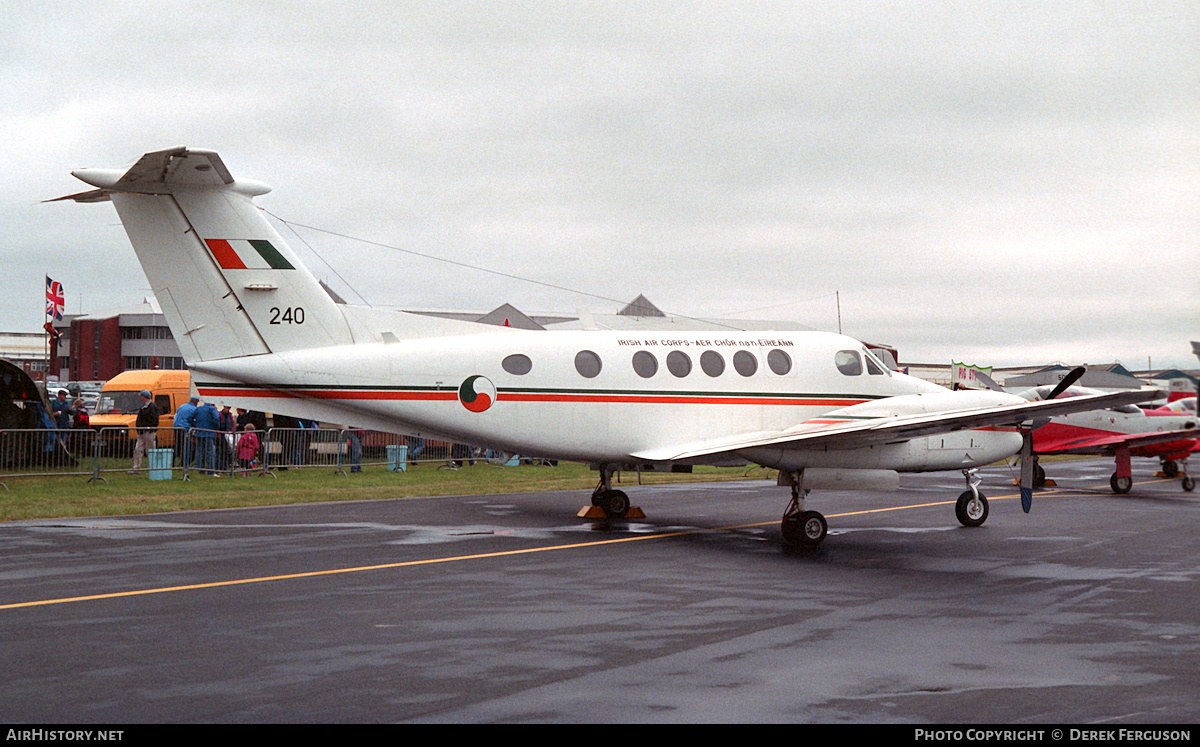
[[0, 461, 776, 522]]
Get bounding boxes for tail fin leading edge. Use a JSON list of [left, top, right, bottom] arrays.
[[67, 148, 355, 363]]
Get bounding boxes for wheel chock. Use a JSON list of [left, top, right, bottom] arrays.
[[577, 505, 646, 519], [1010, 478, 1056, 487]]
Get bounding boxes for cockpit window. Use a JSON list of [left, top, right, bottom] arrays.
[[502, 354, 532, 375], [835, 350, 862, 376], [1031, 384, 1098, 400], [574, 350, 602, 378], [864, 353, 884, 375]]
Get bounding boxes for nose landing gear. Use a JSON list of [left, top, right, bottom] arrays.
[[955, 468, 989, 527]]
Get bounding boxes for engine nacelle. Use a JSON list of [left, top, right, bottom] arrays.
[[746, 389, 1027, 472]]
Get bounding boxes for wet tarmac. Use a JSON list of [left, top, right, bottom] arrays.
[[0, 458, 1196, 723]]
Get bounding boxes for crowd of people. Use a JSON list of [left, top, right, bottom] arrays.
[[129, 393, 275, 477], [11, 388, 490, 476]]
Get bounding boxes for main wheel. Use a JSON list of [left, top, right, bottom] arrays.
[[1162, 460, 1180, 478], [600, 489, 630, 518], [1182, 475, 1195, 492], [955, 490, 989, 527], [1110, 474, 1132, 494], [1033, 463, 1046, 488], [781, 510, 827, 547]]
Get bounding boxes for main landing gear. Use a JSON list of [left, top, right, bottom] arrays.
[[1106, 446, 1196, 494], [779, 470, 828, 549], [589, 464, 631, 519], [1035, 453, 1195, 495]]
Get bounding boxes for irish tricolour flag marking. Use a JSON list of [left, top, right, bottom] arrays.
[[205, 239, 295, 270]]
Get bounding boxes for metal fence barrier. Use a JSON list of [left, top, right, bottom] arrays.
[[0, 428, 97, 487], [0, 426, 540, 487]]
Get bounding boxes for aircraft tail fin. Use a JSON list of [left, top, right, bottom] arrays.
[[62, 148, 355, 363]]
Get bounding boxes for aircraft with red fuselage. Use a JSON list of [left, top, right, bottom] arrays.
[[1016, 387, 1197, 494]]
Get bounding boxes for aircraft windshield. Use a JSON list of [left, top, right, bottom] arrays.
[[1032, 385, 1101, 400], [862, 348, 888, 375], [1030, 384, 1142, 413], [94, 390, 144, 415]]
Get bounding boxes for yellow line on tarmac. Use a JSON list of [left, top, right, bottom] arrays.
[[0, 528, 710, 611], [0, 487, 1079, 612]]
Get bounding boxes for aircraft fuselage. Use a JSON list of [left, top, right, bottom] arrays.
[[192, 328, 1023, 471]]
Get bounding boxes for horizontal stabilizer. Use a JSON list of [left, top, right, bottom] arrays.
[[69, 147, 269, 197]]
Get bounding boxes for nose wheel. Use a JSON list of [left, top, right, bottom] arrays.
[[955, 468, 989, 527]]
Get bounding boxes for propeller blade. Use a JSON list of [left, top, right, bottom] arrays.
[[1044, 366, 1086, 401], [1019, 426, 1034, 513]]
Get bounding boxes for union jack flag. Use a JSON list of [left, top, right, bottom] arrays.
[[46, 276, 64, 321]]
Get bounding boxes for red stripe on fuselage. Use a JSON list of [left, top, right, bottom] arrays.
[[197, 387, 868, 408], [499, 393, 866, 406], [197, 388, 457, 402]]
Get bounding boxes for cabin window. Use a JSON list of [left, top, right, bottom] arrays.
[[632, 351, 658, 378], [155, 395, 172, 415], [574, 350, 602, 378], [835, 350, 862, 376], [700, 350, 725, 377], [767, 349, 792, 376], [733, 350, 757, 377], [502, 354, 532, 375], [666, 350, 692, 378]]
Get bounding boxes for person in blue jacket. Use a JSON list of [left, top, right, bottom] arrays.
[[192, 399, 222, 475], [173, 395, 199, 468], [50, 389, 72, 449]]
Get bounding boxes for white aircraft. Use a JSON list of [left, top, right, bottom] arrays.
[[57, 148, 1161, 548]]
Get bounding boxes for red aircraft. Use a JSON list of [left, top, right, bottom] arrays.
[[1019, 383, 1198, 494]]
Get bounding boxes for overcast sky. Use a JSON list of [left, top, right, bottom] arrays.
[[3, 1, 1196, 369]]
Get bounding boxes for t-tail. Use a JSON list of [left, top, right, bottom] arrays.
[[57, 147, 464, 366]]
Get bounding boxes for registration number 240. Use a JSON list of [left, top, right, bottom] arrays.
[[269, 306, 305, 324]]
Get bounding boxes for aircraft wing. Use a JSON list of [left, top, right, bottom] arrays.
[[631, 387, 1162, 463], [1034, 428, 1200, 456]]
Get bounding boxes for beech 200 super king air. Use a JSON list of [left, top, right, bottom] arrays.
[[57, 148, 1162, 548]]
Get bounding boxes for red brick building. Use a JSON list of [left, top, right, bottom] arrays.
[[51, 309, 185, 383]]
